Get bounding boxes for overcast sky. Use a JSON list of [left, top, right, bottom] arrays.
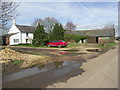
[[15, 2, 118, 30]]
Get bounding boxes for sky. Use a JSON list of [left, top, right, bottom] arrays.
[[15, 1, 118, 30]]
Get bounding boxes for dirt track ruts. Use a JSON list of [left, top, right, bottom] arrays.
[[48, 46, 118, 88]]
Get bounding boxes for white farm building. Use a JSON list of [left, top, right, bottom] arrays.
[[2, 20, 36, 45]]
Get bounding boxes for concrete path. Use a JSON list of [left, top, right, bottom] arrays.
[[48, 46, 118, 88]]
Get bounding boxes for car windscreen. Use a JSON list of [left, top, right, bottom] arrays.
[[61, 40, 65, 42], [53, 41, 60, 42]]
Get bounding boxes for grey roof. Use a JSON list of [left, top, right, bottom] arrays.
[[65, 29, 115, 37], [16, 25, 36, 33]]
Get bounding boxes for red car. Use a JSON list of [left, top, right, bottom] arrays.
[[45, 40, 68, 48]]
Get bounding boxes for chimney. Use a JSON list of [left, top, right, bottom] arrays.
[[13, 19, 16, 25], [36, 22, 40, 27]]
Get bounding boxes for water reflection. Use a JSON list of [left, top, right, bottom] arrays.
[[64, 53, 86, 56], [87, 49, 99, 52], [38, 64, 45, 69], [54, 61, 63, 67], [3, 60, 84, 82], [63, 50, 79, 52]]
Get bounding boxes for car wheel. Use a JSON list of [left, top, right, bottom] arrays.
[[58, 45, 61, 48], [47, 44, 51, 47]]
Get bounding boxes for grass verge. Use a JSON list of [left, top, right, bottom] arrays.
[[67, 43, 81, 47], [11, 59, 23, 65], [98, 42, 117, 49]]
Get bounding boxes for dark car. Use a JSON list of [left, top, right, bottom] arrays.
[[45, 40, 68, 48]]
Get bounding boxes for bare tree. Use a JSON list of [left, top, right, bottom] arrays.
[[32, 17, 59, 33], [65, 21, 76, 31], [43, 17, 59, 33], [103, 22, 115, 29], [32, 18, 44, 26], [1, 0, 19, 31]]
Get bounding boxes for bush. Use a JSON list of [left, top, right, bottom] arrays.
[[18, 43, 31, 45], [49, 23, 64, 41], [64, 34, 86, 42], [32, 39, 40, 46], [33, 24, 47, 46], [11, 59, 23, 65]]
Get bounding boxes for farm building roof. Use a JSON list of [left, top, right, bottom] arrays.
[[16, 25, 36, 33], [65, 29, 115, 37]]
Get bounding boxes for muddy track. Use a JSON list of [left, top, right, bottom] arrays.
[[3, 60, 85, 88]]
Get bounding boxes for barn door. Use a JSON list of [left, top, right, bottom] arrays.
[[96, 37, 99, 44], [2, 36, 10, 45]]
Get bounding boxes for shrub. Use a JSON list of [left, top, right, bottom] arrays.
[[33, 24, 47, 45], [11, 60, 23, 65], [64, 34, 86, 42], [18, 43, 31, 45], [49, 23, 64, 41]]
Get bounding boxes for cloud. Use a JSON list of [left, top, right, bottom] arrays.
[[16, 2, 118, 29], [15, 0, 119, 2]]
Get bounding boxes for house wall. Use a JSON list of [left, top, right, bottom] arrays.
[[27, 33, 33, 43], [9, 33, 21, 45], [8, 23, 34, 45], [21, 33, 33, 44], [8, 23, 21, 45], [21, 33, 26, 44], [9, 33, 34, 45], [8, 24, 20, 34]]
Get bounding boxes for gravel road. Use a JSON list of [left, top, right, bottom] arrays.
[[48, 46, 118, 88]]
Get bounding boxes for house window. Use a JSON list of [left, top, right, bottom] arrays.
[[26, 33, 28, 37], [26, 39, 28, 43], [14, 39, 19, 42]]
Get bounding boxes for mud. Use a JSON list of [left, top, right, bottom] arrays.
[[2, 47, 100, 75], [3, 60, 85, 88], [2, 47, 102, 88]]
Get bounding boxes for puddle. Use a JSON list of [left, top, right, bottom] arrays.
[[3, 60, 85, 88], [86, 49, 99, 52], [49, 50, 57, 52], [59, 50, 86, 55], [63, 52, 86, 56], [63, 50, 79, 52]]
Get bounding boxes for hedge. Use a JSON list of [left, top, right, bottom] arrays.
[[64, 34, 86, 42]]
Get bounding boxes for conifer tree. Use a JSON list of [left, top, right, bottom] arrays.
[[51, 23, 64, 40], [32, 24, 46, 45]]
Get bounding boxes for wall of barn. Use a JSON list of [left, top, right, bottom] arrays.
[[109, 37, 115, 43], [86, 36, 115, 44], [98, 37, 115, 44], [86, 36, 97, 44]]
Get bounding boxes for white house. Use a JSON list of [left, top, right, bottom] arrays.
[[7, 20, 36, 45]]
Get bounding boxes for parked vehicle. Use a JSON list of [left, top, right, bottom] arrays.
[[45, 40, 68, 48]]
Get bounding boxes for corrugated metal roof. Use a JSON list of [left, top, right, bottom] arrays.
[[65, 29, 115, 37]]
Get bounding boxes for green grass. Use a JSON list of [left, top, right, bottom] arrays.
[[97, 42, 117, 49], [17, 44, 45, 47], [97, 45, 105, 48], [17, 44, 36, 47], [63, 50, 79, 52], [14, 44, 68, 48], [12, 43, 82, 48], [38, 64, 45, 69], [15, 44, 48, 48], [68, 43, 81, 47], [107, 42, 117, 47], [11, 42, 117, 49], [11, 60, 23, 65]]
